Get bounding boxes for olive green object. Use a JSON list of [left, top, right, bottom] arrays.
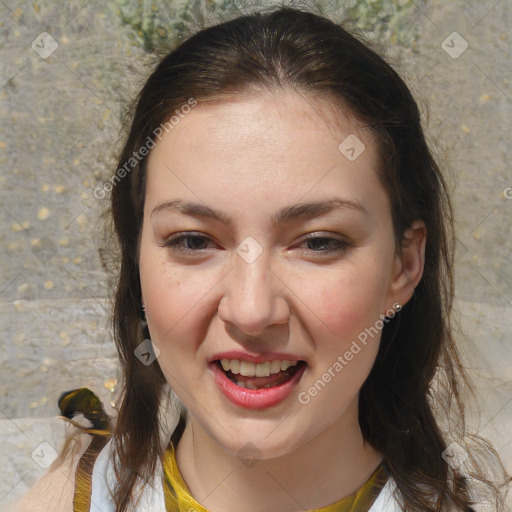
[[58, 388, 111, 433]]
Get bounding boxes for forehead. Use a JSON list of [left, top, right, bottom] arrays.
[[145, 89, 387, 221], [151, 89, 373, 157]]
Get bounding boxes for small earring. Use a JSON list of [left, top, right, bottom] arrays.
[[393, 302, 402, 312], [142, 303, 147, 321]]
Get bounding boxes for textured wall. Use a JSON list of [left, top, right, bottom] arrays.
[[1, 0, 511, 508]]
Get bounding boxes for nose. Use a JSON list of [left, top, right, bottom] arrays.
[[217, 249, 290, 339]]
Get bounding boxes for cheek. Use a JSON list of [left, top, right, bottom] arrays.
[[141, 268, 201, 380], [139, 252, 221, 363], [142, 263, 200, 332], [304, 267, 388, 343], [303, 273, 385, 400]]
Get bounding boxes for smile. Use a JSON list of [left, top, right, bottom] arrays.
[[210, 359, 308, 409], [220, 358, 300, 378]]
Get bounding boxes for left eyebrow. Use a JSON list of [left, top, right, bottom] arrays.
[[150, 197, 368, 229]]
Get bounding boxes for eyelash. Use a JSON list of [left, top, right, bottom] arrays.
[[162, 232, 349, 256]]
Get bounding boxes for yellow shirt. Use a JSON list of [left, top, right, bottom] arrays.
[[161, 440, 390, 512]]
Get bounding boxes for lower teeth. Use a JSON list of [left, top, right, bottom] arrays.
[[235, 381, 275, 389], [224, 365, 300, 389]]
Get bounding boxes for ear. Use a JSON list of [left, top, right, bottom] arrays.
[[388, 220, 426, 308]]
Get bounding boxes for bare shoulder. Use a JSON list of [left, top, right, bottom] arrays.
[[10, 431, 93, 512]]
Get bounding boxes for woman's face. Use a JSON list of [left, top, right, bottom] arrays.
[[139, 90, 421, 459]]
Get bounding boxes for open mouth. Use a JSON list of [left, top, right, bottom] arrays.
[[215, 360, 307, 390]]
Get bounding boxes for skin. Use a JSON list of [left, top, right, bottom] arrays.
[[139, 89, 426, 512]]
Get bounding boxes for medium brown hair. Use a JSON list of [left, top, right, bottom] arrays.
[[107, 5, 511, 511]]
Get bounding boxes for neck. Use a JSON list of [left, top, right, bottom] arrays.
[[174, 399, 383, 512]]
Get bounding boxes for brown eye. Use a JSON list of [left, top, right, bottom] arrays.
[[299, 235, 349, 255], [163, 233, 215, 254]]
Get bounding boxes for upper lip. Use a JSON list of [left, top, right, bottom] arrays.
[[209, 351, 306, 364]]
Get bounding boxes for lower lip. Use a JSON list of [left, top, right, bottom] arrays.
[[210, 362, 307, 410]]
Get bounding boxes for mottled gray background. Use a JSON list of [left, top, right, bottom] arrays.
[[1, 0, 511, 508]]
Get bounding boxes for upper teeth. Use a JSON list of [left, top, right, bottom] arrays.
[[220, 359, 299, 377]]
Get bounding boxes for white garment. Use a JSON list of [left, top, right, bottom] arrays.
[[89, 439, 166, 512], [88, 439, 403, 512]]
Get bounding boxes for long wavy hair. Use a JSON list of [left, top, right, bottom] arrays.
[[106, 5, 511, 512]]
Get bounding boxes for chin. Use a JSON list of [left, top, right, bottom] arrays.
[[206, 417, 311, 461]]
